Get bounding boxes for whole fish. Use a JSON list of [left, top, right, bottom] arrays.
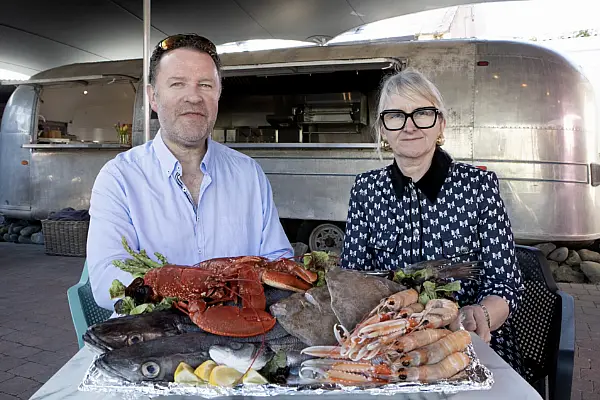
[[83, 310, 201, 353], [270, 285, 340, 346], [326, 267, 406, 330], [94, 331, 306, 383], [84, 287, 295, 353]]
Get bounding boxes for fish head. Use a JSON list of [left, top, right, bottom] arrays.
[[209, 342, 256, 361], [83, 311, 185, 353], [94, 336, 210, 383], [95, 352, 174, 383], [209, 342, 274, 373]]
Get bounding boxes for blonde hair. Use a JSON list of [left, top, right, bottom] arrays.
[[374, 68, 448, 159]]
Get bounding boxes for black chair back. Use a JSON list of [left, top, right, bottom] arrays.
[[512, 245, 575, 400]]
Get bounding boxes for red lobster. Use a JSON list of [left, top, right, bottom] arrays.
[[134, 256, 318, 338]]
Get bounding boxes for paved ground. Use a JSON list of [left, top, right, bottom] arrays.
[[558, 282, 600, 400], [0, 243, 82, 399], [0, 242, 597, 399]]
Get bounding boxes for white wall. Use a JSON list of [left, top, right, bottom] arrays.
[[38, 81, 135, 142]]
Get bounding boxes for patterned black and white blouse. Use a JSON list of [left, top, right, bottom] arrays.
[[340, 147, 525, 374]]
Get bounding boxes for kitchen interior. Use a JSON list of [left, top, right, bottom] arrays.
[[214, 66, 392, 145], [35, 79, 136, 146]]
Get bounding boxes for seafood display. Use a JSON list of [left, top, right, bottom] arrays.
[[80, 247, 494, 397]]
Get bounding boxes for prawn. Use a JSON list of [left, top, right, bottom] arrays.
[[300, 351, 471, 385], [397, 302, 425, 318], [388, 328, 451, 354], [399, 330, 472, 367], [394, 352, 471, 382], [369, 289, 419, 316]]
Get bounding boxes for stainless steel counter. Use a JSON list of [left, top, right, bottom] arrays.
[[23, 143, 131, 149]]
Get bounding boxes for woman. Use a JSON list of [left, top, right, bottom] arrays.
[[340, 68, 524, 373]]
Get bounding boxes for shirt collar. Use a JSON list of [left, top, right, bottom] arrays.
[[152, 129, 216, 177], [388, 146, 453, 203], [152, 130, 179, 177]]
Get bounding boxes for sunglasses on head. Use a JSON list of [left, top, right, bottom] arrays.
[[156, 34, 217, 53]]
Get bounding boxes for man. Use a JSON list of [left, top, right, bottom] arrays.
[[87, 34, 293, 312]]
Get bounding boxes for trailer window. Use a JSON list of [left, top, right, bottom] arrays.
[[34, 79, 136, 145], [214, 60, 401, 144]]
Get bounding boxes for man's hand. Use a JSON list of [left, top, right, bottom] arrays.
[[449, 305, 491, 343]]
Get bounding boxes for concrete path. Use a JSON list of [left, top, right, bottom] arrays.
[[0, 242, 597, 399]]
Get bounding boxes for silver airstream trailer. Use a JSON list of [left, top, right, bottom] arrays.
[[1, 38, 599, 252]]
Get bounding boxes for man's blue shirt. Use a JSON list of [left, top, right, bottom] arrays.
[[87, 131, 293, 311]]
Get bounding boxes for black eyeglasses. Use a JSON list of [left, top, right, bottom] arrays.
[[156, 34, 217, 53], [380, 107, 441, 131]]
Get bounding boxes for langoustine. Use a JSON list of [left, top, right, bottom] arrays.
[[300, 351, 471, 384]]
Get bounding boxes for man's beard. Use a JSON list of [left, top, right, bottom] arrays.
[[158, 108, 214, 148]]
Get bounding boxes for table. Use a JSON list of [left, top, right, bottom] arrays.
[[30, 333, 543, 400]]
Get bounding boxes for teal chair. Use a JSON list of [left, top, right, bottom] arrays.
[[67, 262, 112, 349]]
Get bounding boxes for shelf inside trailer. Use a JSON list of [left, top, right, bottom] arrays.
[[22, 143, 131, 149]]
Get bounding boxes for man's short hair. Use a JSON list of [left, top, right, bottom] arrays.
[[149, 34, 222, 86]]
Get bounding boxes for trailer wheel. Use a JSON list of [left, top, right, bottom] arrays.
[[308, 223, 345, 255]]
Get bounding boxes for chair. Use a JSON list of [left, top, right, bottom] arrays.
[[513, 245, 575, 400], [66, 262, 112, 349]]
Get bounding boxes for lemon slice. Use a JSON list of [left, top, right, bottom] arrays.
[[174, 362, 202, 384], [194, 360, 217, 382], [242, 369, 269, 385], [208, 365, 244, 387]]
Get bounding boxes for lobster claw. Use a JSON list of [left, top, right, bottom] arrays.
[[180, 301, 276, 338]]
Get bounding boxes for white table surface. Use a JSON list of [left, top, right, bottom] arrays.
[[30, 333, 542, 400]]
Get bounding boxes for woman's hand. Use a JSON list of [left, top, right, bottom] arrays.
[[449, 304, 491, 343], [449, 295, 510, 344]]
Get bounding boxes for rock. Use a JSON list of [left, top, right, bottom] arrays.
[[8, 234, 18, 243], [9, 223, 25, 235], [2, 233, 9, 242], [547, 260, 559, 274], [578, 249, 600, 263], [580, 261, 600, 284], [17, 235, 32, 244], [0, 226, 8, 235], [565, 250, 582, 266], [30, 232, 44, 245], [19, 225, 41, 237], [534, 243, 557, 257], [553, 265, 586, 283], [548, 247, 569, 263]]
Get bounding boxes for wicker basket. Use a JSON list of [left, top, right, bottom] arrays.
[[41, 219, 89, 257]]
